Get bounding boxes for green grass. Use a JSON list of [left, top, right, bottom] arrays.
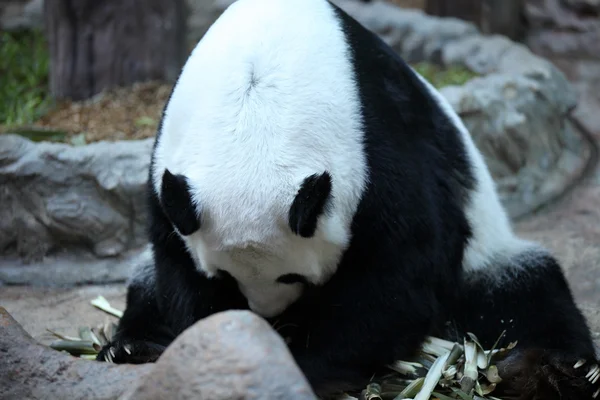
[[0, 29, 52, 127], [412, 61, 479, 89]]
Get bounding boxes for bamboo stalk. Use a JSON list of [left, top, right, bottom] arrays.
[[50, 339, 100, 355]]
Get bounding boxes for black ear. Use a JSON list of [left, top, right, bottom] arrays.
[[289, 172, 332, 238], [160, 169, 201, 236]]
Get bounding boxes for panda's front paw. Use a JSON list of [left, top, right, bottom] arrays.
[[495, 349, 600, 400], [96, 339, 166, 364]]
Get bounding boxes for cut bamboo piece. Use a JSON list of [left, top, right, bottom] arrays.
[[50, 339, 100, 355], [90, 296, 124, 318], [460, 339, 478, 394]]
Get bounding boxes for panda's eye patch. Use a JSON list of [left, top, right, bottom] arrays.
[[276, 273, 308, 285]]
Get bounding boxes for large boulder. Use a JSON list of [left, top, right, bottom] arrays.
[[0, 306, 317, 400], [125, 310, 317, 400], [0, 307, 153, 400], [0, 135, 153, 262]]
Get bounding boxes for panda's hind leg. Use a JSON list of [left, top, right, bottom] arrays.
[[446, 249, 599, 400], [96, 262, 175, 364]]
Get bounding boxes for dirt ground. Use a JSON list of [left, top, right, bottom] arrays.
[[0, 284, 126, 346], [25, 81, 173, 144]]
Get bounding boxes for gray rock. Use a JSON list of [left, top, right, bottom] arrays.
[[0, 0, 44, 31], [441, 76, 589, 217], [0, 134, 153, 262], [0, 245, 151, 286], [124, 310, 317, 400], [437, 32, 587, 217], [0, 306, 154, 400], [553, 58, 600, 136]]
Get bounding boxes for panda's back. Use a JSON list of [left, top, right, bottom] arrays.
[[160, 0, 363, 161], [152, 0, 369, 238]]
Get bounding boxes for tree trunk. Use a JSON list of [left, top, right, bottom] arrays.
[[481, 0, 524, 40], [425, 0, 482, 26], [425, 0, 524, 41], [44, 0, 186, 101]]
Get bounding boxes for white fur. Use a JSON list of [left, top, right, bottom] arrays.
[[412, 71, 538, 272], [127, 246, 155, 285], [152, 0, 368, 317], [129, 260, 155, 289]]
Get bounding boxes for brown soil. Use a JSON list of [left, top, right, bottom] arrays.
[[31, 81, 173, 143]]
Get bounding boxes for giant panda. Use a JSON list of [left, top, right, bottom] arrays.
[[97, 0, 600, 398]]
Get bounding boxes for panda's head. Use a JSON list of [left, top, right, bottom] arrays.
[[150, 0, 368, 318], [157, 168, 352, 317]]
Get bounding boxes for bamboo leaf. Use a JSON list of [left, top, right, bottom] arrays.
[[486, 330, 506, 365], [46, 328, 81, 342], [432, 392, 458, 400], [397, 377, 424, 398], [414, 351, 450, 400], [450, 387, 475, 400], [90, 296, 124, 318]]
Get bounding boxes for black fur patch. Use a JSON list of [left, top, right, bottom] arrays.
[[96, 265, 174, 364], [289, 172, 333, 238], [444, 252, 599, 400], [494, 348, 600, 400], [159, 169, 200, 236]]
